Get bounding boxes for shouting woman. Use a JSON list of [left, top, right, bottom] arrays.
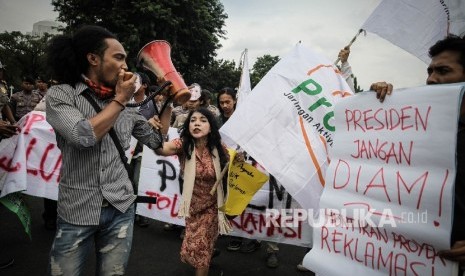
[[153, 107, 231, 276]]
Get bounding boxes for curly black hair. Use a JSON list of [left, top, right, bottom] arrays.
[[429, 34, 465, 70], [46, 25, 117, 85]]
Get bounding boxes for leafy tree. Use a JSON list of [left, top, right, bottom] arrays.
[[250, 54, 280, 87], [188, 59, 241, 93], [51, 0, 227, 82], [0, 31, 53, 89]]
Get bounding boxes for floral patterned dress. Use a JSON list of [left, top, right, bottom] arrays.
[[173, 138, 225, 268]]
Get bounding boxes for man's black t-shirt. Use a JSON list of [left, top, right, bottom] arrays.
[[452, 122, 465, 244]]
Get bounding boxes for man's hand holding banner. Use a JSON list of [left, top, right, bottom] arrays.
[[219, 43, 353, 212], [304, 85, 464, 275]]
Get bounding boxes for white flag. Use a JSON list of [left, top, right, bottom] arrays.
[[362, 0, 465, 64], [220, 43, 353, 211], [236, 49, 252, 107]]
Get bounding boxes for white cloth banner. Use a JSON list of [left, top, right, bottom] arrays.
[[0, 112, 60, 199], [304, 84, 464, 275], [0, 111, 137, 199], [362, 0, 465, 64], [220, 43, 353, 211], [0, 119, 312, 246], [136, 134, 313, 247]]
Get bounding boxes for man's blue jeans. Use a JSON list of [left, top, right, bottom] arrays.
[[47, 204, 135, 276]]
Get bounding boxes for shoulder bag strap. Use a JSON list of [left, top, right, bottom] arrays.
[[81, 92, 157, 204]]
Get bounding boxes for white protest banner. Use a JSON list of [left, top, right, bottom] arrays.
[[362, 0, 465, 64], [220, 43, 353, 211], [136, 128, 184, 225], [0, 111, 60, 199], [304, 85, 464, 275], [228, 172, 313, 247], [136, 137, 312, 247], [0, 111, 143, 199], [0, 115, 312, 246]]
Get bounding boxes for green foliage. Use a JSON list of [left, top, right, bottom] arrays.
[[51, 0, 227, 81], [190, 54, 280, 95], [188, 59, 241, 93], [0, 32, 53, 89], [250, 54, 280, 87]]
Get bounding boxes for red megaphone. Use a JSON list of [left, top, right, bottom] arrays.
[[137, 40, 190, 105]]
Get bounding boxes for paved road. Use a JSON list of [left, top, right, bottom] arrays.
[[1, 195, 315, 276]]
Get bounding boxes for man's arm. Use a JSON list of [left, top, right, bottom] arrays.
[[154, 139, 180, 156], [1, 104, 16, 124], [338, 47, 355, 93], [0, 120, 19, 139], [46, 70, 137, 147], [88, 70, 136, 141], [439, 240, 465, 269], [147, 102, 179, 156], [158, 104, 172, 136]]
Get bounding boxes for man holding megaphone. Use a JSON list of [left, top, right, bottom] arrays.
[[44, 25, 172, 275]]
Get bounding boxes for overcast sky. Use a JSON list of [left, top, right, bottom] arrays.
[[0, 0, 427, 90]]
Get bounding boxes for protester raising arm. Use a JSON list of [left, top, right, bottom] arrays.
[[337, 46, 392, 102], [338, 47, 356, 93]]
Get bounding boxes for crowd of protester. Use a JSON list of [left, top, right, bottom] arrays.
[[0, 25, 464, 276]]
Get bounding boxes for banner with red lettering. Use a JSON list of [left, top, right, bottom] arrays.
[[0, 111, 143, 199], [0, 112, 60, 199], [304, 85, 464, 275], [136, 130, 312, 246], [0, 116, 312, 246]]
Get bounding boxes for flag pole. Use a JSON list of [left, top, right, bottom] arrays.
[[238, 48, 248, 88], [334, 29, 365, 65], [237, 48, 251, 108], [239, 48, 247, 70]]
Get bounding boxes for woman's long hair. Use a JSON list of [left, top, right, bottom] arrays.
[[180, 107, 228, 169]]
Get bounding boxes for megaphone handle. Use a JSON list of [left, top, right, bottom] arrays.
[[125, 80, 172, 108], [152, 97, 160, 116], [157, 93, 175, 117]]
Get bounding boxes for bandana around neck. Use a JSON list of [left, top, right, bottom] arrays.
[[82, 75, 114, 100]]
